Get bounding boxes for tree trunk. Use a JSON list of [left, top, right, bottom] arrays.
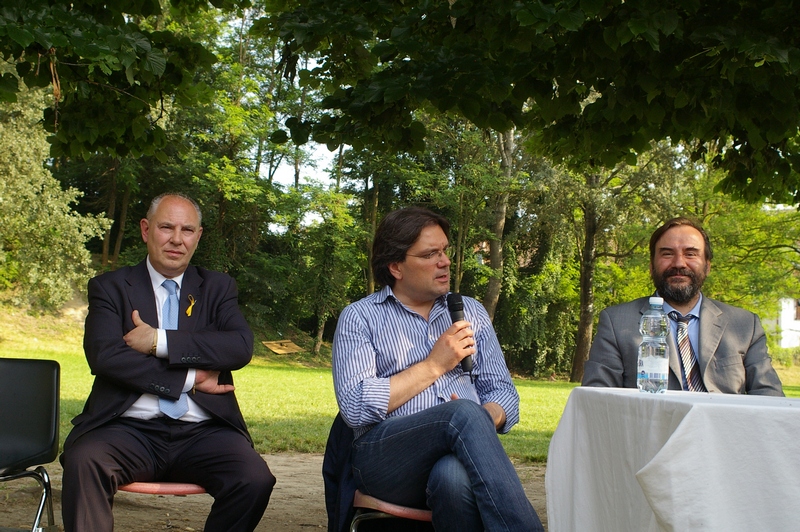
[[483, 129, 514, 319], [570, 194, 599, 382], [314, 318, 324, 354], [101, 174, 117, 267], [452, 172, 467, 294], [293, 144, 301, 188], [110, 185, 131, 270], [255, 135, 264, 180], [365, 177, 378, 295], [334, 144, 343, 191], [293, 64, 308, 189]]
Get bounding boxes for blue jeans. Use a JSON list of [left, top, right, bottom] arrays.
[[352, 400, 543, 531]]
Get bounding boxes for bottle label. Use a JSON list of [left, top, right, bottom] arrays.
[[641, 356, 669, 379]]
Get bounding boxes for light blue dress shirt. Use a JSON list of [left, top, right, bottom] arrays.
[[332, 285, 520, 439]]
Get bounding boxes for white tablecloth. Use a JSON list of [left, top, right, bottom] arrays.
[[545, 387, 800, 531]]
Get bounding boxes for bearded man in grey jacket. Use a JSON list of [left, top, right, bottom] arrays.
[[582, 217, 783, 396]]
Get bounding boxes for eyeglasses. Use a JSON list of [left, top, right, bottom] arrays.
[[406, 247, 453, 261]]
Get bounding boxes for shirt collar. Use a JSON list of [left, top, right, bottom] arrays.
[[146, 256, 185, 293], [374, 285, 448, 310], [661, 292, 703, 319], [374, 284, 393, 304]]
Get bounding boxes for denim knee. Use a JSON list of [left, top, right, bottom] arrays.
[[427, 454, 482, 532], [446, 399, 495, 432], [427, 454, 473, 504]]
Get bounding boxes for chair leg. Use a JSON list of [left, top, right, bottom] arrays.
[[31, 466, 58, 532], [351, 509, 406, 532], [0, 467, 58, 532]]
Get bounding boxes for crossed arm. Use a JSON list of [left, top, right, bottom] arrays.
[[84, 273, 253, 399], [122, 309, 233, 394]]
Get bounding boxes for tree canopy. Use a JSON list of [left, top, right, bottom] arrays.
[[0, 0, 247, 159], [264, 0, 800, 203], [2, 2, 800, 376], [5, 1, 800, 201]]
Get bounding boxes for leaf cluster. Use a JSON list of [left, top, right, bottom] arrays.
[[266, 0, 800, 203], [0, 83, 110, 310], [0, 0, 246, 159]]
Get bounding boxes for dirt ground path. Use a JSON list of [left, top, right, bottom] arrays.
[[1, 453, 547, 531]]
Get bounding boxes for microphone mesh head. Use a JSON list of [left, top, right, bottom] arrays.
[[447, 292, 463, 311]]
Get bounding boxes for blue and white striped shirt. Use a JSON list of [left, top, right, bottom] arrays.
[[332, 285, 520, 439]]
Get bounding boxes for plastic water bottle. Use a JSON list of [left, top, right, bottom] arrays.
[[637, 296, 669, 393]]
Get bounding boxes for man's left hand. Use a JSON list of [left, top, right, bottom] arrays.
[[195, 370, 236, 395], [450, 394, 507, 430]]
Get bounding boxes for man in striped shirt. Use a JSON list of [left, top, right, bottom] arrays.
[[332, 207, 543, 531]]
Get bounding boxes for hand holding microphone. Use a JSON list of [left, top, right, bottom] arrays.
[[447, 293, 475, 383]]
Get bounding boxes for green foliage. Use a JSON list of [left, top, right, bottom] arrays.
[[0, 0, 243, 159], [4, 4, 800, 385], [496, 257, 580, 376], [264, 0, 800, 203], [0, 82, 109, 309], [302, 185, 365, 324], [233, 184, 364, 341], [591, 144, 800, 332], [666, 157, 800, 322], [594, 260, 652, 311], [770, 346, 798, 368]]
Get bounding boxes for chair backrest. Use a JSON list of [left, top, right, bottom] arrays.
[[0, 358, 60, 473]]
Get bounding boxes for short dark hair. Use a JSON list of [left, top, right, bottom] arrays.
[[372, 207, 450, 288], [649, 217, 712, 262]]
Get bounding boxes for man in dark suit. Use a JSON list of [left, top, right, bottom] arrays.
[[61, 193, 275, 531], [583, 217, 783, 395]]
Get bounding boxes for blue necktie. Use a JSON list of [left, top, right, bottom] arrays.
[[158, 279, 189, 419]]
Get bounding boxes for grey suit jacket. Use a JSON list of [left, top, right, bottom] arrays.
[[582, 295, 784, 395]]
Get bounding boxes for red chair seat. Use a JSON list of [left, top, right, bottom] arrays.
[[118, 482, 206, 496], [350, 489, 433, 531]]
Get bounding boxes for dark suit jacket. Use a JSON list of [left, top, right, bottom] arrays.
[[64, 260, 255, 450], [323, 413, 356, 532], [582, 295, 784, 395]]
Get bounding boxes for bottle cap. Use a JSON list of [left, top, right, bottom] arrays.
[[649, 296, 664, 306]]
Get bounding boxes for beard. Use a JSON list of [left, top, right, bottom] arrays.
[[653, 266, 706, 305]]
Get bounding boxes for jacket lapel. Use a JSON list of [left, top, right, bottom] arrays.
[[178, 265, 203, 331], [697, 297, 724, 378], [126, 261, 158, 326]]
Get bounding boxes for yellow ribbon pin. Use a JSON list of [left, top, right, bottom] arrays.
[[186, 295, 196, 317]]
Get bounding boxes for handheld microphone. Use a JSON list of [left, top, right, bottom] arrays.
[[447, 293, 474, 381]]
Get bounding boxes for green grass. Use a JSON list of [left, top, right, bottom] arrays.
[[3, 302, 798, 464], [503, 379, 577, 461], [775, 365, 800, 398]]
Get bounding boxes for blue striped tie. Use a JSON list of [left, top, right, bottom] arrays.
[[158, 280, 189, 418]]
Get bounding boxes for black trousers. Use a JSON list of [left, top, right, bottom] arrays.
[[61, 417, 275, 532]]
